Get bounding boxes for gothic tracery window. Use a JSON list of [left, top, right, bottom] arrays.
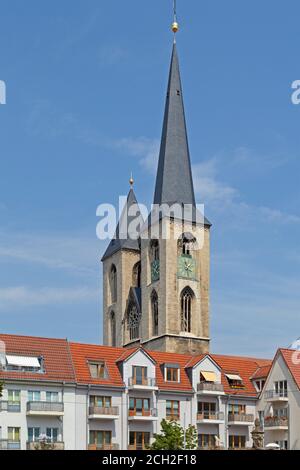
[[110, 264, 117, 303], [150, 239, 159, 262], [151, 290, 159, 337], [180, 287, 194, 333], [127, 303, 141, 341], [178, 233, 196, 257]]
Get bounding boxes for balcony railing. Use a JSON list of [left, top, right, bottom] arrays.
[[128, 408, 157, 418], [26, 401, 64, 414], [88, 443, 119, 451], [7, 441, 21, 450], [128, 377, 156, 387], [264, 390, 288, 400], [264, 416, 288, 428], [0, 440, 8, 450], [197, 411, 224, 421], [197, 382, 224, 393], [228, 413, 254, 423], [89, 406, 119, 416], [128, 444, 149, 451], [26, 441, 65, 450], [0, 401, 21, 412]]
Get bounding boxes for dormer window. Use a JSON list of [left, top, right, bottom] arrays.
[[226, 373, 244, 389], [89, 361, 107, 379], [5, 355, 43, 373], [165, 364, 180, 382], [200, 371, 216, 383]]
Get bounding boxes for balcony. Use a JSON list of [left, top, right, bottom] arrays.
[[265, 390, 288, 403], [228, 414, 254, 425], [128, 408, 158, 421], [0, 401, 21, 412], [88, 406, 119, 420], [26, 401, 64, 416], [128, 445, 148, 451], [0, 440, 8, 450], [7, 441, 21, 450], [197, 382, 225, 395], [264, 416, 289, 430], [128, 377, 158, 391], [26, 441, 65, 450], [197, 411, 224, 424], [88, 443, 119, 451]]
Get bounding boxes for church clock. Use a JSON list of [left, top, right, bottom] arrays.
[[151, 260, 160, 283], [178, 256, 196, 279]]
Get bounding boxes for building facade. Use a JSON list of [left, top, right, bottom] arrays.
[[0, 333, 278, 450]]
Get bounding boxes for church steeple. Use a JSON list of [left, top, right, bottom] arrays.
[[153, 43, 196, 208]]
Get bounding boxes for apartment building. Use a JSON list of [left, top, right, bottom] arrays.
[[256, 348, 300, 450], [0, 332, 276, 450]]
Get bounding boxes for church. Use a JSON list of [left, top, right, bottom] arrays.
[[102, 28, 211, 355]]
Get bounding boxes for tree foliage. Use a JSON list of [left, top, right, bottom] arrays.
[[150, 419, 198, 450]]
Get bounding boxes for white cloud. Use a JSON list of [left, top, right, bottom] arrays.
[[0, 286, 97, 310], [113, 137, 160, 174]]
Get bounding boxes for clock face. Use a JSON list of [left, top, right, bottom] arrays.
[[151, 260, 160, 282], [178, 256, 196, 279]]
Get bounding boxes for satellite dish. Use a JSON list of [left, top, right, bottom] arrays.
[[289, 337, 300, 350]]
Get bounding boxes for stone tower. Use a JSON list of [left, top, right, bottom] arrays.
[[102, 42, 211, 355]]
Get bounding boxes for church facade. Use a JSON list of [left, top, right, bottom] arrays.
[[102, 43, 211, 355]]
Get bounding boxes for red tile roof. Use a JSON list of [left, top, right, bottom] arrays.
[[251, 364, 272, 380], [0, 333, 75, 383], [279, 348, 300, 390]]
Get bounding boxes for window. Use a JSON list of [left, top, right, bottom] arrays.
[[129, 398, 150, 416], [89, 362, 107, 379], [46, 392, 59, 402], [46, 428, 58, 443], [255, 380, 266, 392], [28, 391, 41, 402], [90, 396, 111, 408], [178, 233, 196, 256], [276, 440, 288, 450], [110, 311, 116, 347], [165, 365, 180, 382], [228, 404, 246, 416], [110, 264, 117, 303], [226, 374, 244, 389], [200, 371, 216, 383], [132, 262, 141, 288], [150, 239, 159, 261], [7, 390, 20, 412], [28, 427, 40, 442], [229, 435, 246, 449], [8, 427, 20, 442], [198, 434, 216, 449], [151, 290, 159, 337], [129, 432, 150, 450], [275, 380, 288, 397], [127, 303, 140, 340], [132, 366, 148, 385], [180, 287, 193, 332], [166, 400, 180, 420], [198, 402, 217, 419], [89, 431, 111, 448], [5, 355, 42, 373], [274, 407, 288, 418]]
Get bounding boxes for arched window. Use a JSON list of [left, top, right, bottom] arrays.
[[178, 233, 196, 257], [150, 239, 159, 262], [110, 311, 116, 346], [132, 262, 141, 288], [110, 265, 117, 303], [180, 287, 194, 332], [151, 290, 159, 337], [127, 303, 140, 341]]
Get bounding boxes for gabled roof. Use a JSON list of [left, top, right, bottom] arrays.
[[0, 333, 75, 383], [278, 348, 300, 390], [101, 188, 143, 261], [116, 347, 156, 365], [69, 342, 126, 387], [251, 364, 272, 380]]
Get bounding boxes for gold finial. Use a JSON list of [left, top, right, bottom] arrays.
[[172, 0, 179, 34], [129, 172, 134, 187]]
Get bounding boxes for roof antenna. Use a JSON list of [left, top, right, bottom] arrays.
[[172, 0, 179, 39]]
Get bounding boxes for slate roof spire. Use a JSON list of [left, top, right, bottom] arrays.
[[101, 187, 143, 261], [153, 43, 196, 208]]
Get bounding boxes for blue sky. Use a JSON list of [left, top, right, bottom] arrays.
[[0, 0, 300, 357]]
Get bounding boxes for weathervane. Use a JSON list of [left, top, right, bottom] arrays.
[[172, 0, 179, 35]]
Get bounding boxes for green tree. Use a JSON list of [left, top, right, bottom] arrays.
[[150, 419, 198, 450]]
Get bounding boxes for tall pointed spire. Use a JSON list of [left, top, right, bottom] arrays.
[[153, 42, 196, 208]]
